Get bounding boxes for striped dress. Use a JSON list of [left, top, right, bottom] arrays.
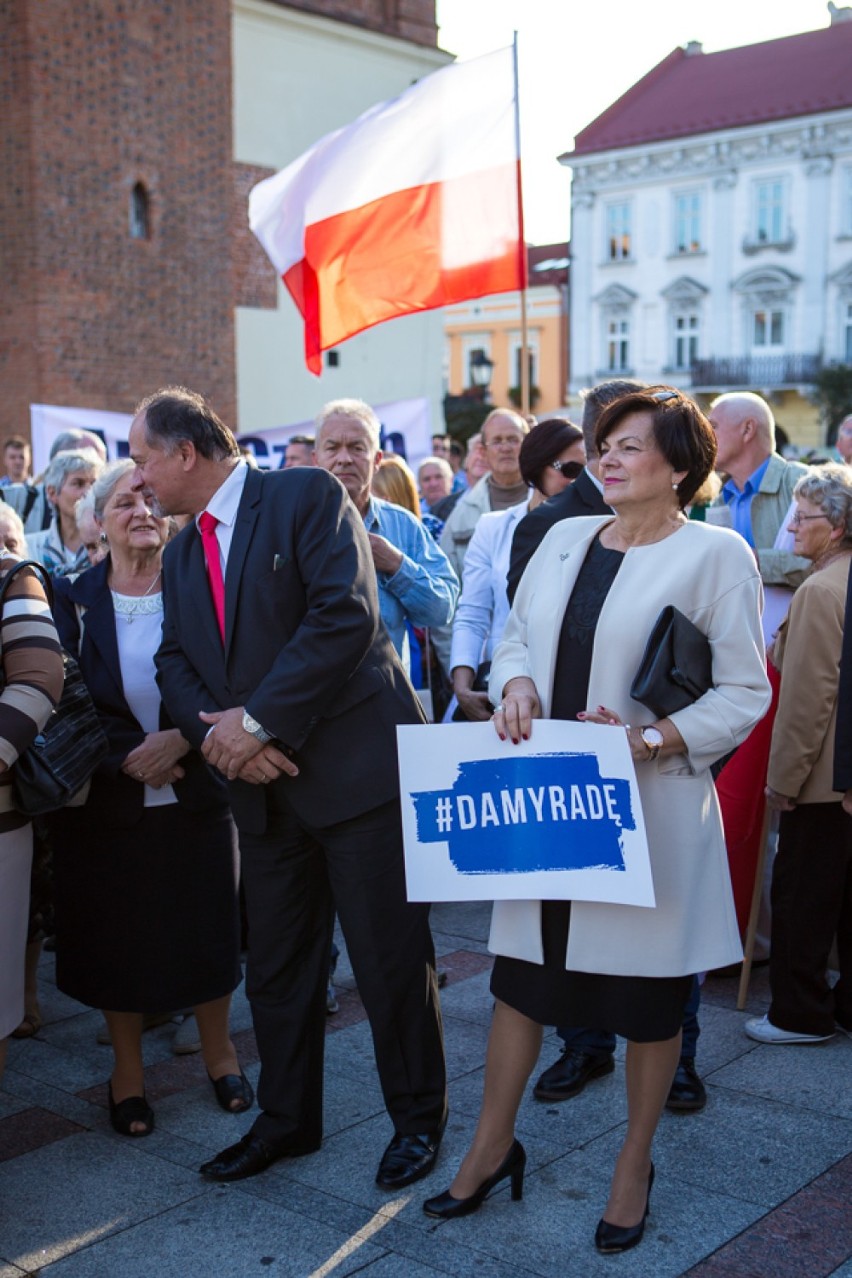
[[0, 557, 64, 1039]]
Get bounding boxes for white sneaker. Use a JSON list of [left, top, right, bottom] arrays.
[[172, 1013, 202, 1055], [744, 1014, 835, 1045]]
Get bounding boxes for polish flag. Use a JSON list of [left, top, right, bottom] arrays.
[[248, 47, 525, 375]]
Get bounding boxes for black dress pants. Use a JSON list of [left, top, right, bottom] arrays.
[[769, 802, 852, 1036], [238, 788, 447, 1148]]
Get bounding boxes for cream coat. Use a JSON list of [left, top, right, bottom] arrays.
[[489, 517, 771, 978]]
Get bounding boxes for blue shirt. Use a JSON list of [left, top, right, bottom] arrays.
[[363, 496, 459, 662], [721, 457, 771, 548]]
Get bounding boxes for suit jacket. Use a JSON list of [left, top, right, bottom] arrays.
[[507, 468, 610, 604], [52, 559, 228, 828], [155, 465, 426, 835], [769, 554, 850, 804], [490, 517, 771, 978], [711, 454, 810, 589]]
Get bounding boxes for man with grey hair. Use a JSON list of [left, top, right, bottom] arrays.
[[314, 399, 458, 672], [132, 385, 447, 1191], [708, 391, 809, 593], [418, 455, 454, 516], [440, 407, 529, 584], [27, 450, 102, 576]]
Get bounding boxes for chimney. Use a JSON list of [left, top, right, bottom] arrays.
[[684, 40, 703, 55], [829, 2, 852, 24]]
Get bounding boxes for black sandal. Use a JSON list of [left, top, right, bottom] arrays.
[[108, 1082, 155, 1137], [208, 1071, 254, 1114]]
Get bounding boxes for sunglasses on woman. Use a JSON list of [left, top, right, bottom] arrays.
[[549, 459, 585, 479]]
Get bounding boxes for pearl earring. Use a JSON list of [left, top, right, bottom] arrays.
[[672, 481, 679, 490]]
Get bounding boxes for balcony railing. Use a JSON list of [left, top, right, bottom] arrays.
[[690, 354, 822, 388]]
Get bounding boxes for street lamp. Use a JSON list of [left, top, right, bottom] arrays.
[[468, 350, 494, 401]]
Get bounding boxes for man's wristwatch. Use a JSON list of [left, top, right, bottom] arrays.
[[242, 711, 274, 745], [640, 726, 664, 761]]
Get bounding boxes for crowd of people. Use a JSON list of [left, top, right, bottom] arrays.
[[0, 382, 849, 1257]]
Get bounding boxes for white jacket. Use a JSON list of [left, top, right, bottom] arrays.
[[489, 517, 771, 978]]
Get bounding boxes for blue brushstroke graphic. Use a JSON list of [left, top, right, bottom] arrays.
[[412, 753, 635, 875]]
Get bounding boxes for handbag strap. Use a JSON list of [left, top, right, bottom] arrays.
[[0, 558, 55, 615]]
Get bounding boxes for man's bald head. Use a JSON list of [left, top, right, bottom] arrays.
[[708, 392, 776, 481]]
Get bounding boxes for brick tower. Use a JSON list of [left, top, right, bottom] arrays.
[[0, 0, 438, 436]]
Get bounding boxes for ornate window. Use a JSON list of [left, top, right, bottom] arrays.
[[673, 191, 702, 254], [661, 277, 707, 372], [733, 267, 799, 355], [605, 201, 632, 261], [755, 179, 785, 243], [595, 284, 637, 375]]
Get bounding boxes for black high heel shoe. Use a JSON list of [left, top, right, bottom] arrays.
[[108, 1082, 155, 1137], [208, 1071, 254, 1114], [594, 1162, 655, 1254], [423, 1140, 526, 1219]]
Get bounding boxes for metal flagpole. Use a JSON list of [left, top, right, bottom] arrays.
[[512, 31, 530, 416]]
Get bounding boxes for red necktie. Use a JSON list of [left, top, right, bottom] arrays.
[[199, 511, 226, 643]]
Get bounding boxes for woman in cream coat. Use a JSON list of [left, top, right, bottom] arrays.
[[424, 388, 771, 1253]]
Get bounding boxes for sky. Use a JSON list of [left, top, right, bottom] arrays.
[[435, 0, 833, 245]]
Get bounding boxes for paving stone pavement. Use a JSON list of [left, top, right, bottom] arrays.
[[1, 900, 850, 1277]]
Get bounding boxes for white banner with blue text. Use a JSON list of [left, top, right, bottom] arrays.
[[398, 720, 654, 905]]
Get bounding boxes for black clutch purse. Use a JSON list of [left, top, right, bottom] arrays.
[[630, 605, 713, 718]]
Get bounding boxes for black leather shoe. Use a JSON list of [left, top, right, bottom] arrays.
[[665, 1058, 706, 1112], [595, 1163, 654, 1254], [199, 1132, 318, 1181], [376, 1129, 444, 1189], [532, 1048, 615, 1102]]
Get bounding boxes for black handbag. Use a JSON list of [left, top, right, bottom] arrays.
[[0, 560, 109, 815], [630, 605, 713, 718]]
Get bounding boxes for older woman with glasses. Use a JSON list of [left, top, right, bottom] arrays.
[[450, 419, 586, 722], [746, 463, 852, 1046], [425, 388, 770, 1254]]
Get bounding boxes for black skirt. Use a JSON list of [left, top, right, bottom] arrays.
[[53, 801, 241, 1013], [491, 902, 692, 1041]]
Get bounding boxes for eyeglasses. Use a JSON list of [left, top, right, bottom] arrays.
[[549, 459, 585, 478], [651, 390, 678, 403], [483, 436, 522, 449], [789, 511, 829, 526]]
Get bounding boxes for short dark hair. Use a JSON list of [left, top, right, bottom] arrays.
[[519, 418, 584, 492], [289, 434, 315, 446], [594, 387, 717, 509], [135, 386, 239, 462], [580, 379, 647, 457], [3, 436, 29, 453]]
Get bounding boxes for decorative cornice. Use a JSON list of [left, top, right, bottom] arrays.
[[661, 275, 709, 304], [570, 113, 852, 196], [594, 283, 638, 309]]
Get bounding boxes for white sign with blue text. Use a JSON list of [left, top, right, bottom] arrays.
[[398, 720, 654, 906]]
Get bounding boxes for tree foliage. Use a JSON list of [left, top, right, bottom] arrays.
[[813, 364, 852, 443]]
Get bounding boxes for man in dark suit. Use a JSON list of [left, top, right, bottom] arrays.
[[128, 387, 447, 1189]]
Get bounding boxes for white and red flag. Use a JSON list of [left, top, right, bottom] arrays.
[[248, 46, 525, 375]]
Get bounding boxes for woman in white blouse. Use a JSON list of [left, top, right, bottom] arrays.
[[50, 461, 249, 1137], [450, 419, 586, 721]]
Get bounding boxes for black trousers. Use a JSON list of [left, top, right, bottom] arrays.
[[769, 802, 852, 1036], [238, 789, 447, 1148]]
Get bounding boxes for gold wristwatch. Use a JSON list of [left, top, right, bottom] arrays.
[[640, 726, 664, 761]]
